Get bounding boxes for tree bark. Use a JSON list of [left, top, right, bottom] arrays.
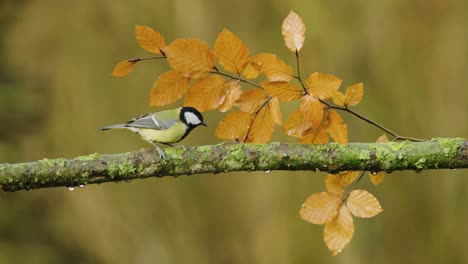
[[0, 138, 466, 192]]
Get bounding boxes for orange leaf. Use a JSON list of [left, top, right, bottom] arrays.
[[327, 110, 348, 144], [299, 192, 341, 225], [251, 53, 293, 81], [135, 25, 166, 54], [325, 171, 360, 195], [215, 110, 251, 141], [214, 28, 250, 74], [282, 11, 306, 52], [112, 60, 137, 77], [299, 124, 329, 144], [305, 72, 342, 100], [262, 81, 303, 101], [300, 95, 325, 127], [347, 190, 383, 218], [324, 205, 354, 256], [376, 134, 389, 143], [234, 88, 266, 113], [269, 97, 282, 125], [218, 80, 242, 112], [184, 75, 228, 111], [335, 171, 360, 186], [163, 38, 214, 79], [344, 83, 363, 106], [332, 92, 345, 106], [282, 109, 312, 137], [369, 171, 385, 186], [245, 102, 275, 143], [242, 63, 260, 79], [150, 71, 189, 106]]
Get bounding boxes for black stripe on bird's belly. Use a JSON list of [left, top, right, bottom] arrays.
[[177, 126, 195, 142]]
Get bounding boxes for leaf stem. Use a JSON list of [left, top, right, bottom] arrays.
[[294, 50, 308, 94], [127, 55, 166, 63]]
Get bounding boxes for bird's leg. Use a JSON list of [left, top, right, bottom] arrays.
[[149, 142, 165, 159]]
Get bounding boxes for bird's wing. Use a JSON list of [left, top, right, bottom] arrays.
[[125, 113, 177, 130]]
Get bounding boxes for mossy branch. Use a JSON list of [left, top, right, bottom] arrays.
[[0, 138, 466, 192]]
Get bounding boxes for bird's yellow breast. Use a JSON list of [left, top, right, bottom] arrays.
[[137, 122, 188, 144]]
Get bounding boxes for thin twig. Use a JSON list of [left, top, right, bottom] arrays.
[[127, 55, 166, 63], [211, 70, 263, 89]]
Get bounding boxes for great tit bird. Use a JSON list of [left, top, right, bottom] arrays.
[[100, 107, 206, 158]]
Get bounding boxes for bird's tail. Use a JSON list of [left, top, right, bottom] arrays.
[[100, 123, 127, 131]]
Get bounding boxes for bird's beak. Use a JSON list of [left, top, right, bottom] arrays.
[[201, 122, 207, 127]]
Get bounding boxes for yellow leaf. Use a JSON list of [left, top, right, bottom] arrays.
[[325, 174, 344, 196], [282, 11, 306, 52], [305, 72, 342, 100], [150, 71, 189, 106], [299, 192, 341, 225], [376, 134, 389, 143], [347, 190, 383, 218], [242, 63, 260, 79], [245, 102, 275, 143], [335, 171, 360, 186], [299, 124, 329, 144], [324, 205, 354, 256], [112, 60, 137, 77], [369, 171, 385, 186], [251, 53, 293, 81], [262, 81, 303, 101], [135, 25, 166, 54], [218, 81, 242, 112], [214, 28, 250, 74], [332, 92, 345, 106], [184, 75, 228, 111], [327, 110, 348, 144], [215, 110, 251, 141], [344, 83, 363, 106], [282, 109, 312, 137], [300, 95, 325, 127], [163, 38, 214, 79], [269, 97, 282, 125], [234, 88, 266, 113]]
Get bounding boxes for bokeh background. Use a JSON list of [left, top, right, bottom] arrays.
[[1, 0, 467, 263]]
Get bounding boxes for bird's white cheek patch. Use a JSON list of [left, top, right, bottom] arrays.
[[184, 112, 201, 125]]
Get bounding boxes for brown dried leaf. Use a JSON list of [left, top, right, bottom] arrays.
[[184, 75, 228, 111], [112, 60, 137, 77], [300, 192, 341, 225], [218, 80, 242, 112], [282, 109, 312, 137], [251, 53, 293, 81], [282, 11, 306, 52], [135, 25, 166, 54], [344, 83, 364, 106], [262, 81, 303, 101], [369, 172, 385, 186], [214, 28, 250, 74], [234, 88, 266, 113], [347, 190, 383, 218], [324, 205, 354, 256], [305, 72, 342, 100], [163, 38, 214, 79], [245, 102, 275, 143], [327, 110, 348, 144], [299, 124, 329, 144], [215, 110, 251, 141], [300, 95, 325, 127], [150, 71, 189, 106]]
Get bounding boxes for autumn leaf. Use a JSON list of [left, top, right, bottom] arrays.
[[300, 192, 341, 225], [305, 72, 342, 100], [163, 38, 214, 79], [242, 63, 260, 79], [215, 110, 251, 141], [325, 171, 361, 195], [150, 71, 189, 106], [324, 205, 354, 256], [376, 134, 389, 143], [282, 11, 306, 52], [346, 190, 383, 218], [301, 95, 325, 127], [218, 80, 242, 112], [332, 92, 346, 106], [251, 53, 293, 81], [269, 97, 282, 125], [327, 110, 348, 144], [234, 88, 266, 113], [344, 83, 364, 106], [262, 81, 303, 101], [282, 109, 312, 137], [135, 25, 166, 54], [112, 60, 137, 77], [214, 28, 250, 74], [299, 124, 329, 144], [369, 172, 385, 186], [245, 101, 275, 143], [184, 75, 228, 111]]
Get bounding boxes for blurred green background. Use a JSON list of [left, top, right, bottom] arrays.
[[0, 0, 467, 263]]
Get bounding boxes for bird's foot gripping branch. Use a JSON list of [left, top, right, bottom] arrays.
[[110, 10, 467, 255]]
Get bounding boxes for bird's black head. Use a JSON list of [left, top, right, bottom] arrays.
[[180, 107, 207, 128]]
